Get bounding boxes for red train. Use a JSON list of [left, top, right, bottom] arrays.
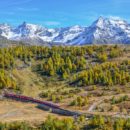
[[4, 93, 60, 109]]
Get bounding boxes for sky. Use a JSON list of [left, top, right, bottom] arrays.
[[0, 0, 130, 28]]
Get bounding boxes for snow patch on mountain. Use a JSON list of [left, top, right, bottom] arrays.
[[0, 17, 130, 45]]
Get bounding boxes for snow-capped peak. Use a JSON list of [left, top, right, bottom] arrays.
[[0, 23, 13, 38], [1, 17, 130, 45], [14, 22, 46, 37], [93, 16, 105, 27]]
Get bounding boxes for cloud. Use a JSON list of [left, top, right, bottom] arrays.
[[107, 15, 130, 22], [5, 0, 33, 7], [112, 0, 130, 4], [102, 15, 128, 21], [0, 12, 15, 15], [17, 7, 39, 12], [43, 21, 61, 26], [108, 16, 122, 20], [13, 0, 33, 5]]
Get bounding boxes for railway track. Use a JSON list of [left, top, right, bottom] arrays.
[[3, 92, 81, 116], [2, 92, 130, 119]]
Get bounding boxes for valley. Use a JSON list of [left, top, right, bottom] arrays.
[[0, 45, 130, 129]]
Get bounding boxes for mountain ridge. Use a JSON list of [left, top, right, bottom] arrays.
[[0, 17, 130, 45]]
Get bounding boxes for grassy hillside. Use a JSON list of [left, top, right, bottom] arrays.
[[0, 45, 130, 129]]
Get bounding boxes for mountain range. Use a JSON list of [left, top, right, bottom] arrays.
[[1, 17, 130, 45]]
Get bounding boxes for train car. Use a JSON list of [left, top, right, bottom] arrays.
[[4, 93, 60, 109]]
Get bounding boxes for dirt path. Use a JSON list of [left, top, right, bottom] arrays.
[[88, 93, 130, 111], [86, 93, 130, 118], [88, 99, 103, 112]]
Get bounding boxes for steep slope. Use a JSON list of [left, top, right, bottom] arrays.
[[85, 17, 130, 44], [52, 25, 86, 45], [0, 23, 14, 39]]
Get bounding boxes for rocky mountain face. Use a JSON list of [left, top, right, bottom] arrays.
[[0, 17, 130, 45]]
